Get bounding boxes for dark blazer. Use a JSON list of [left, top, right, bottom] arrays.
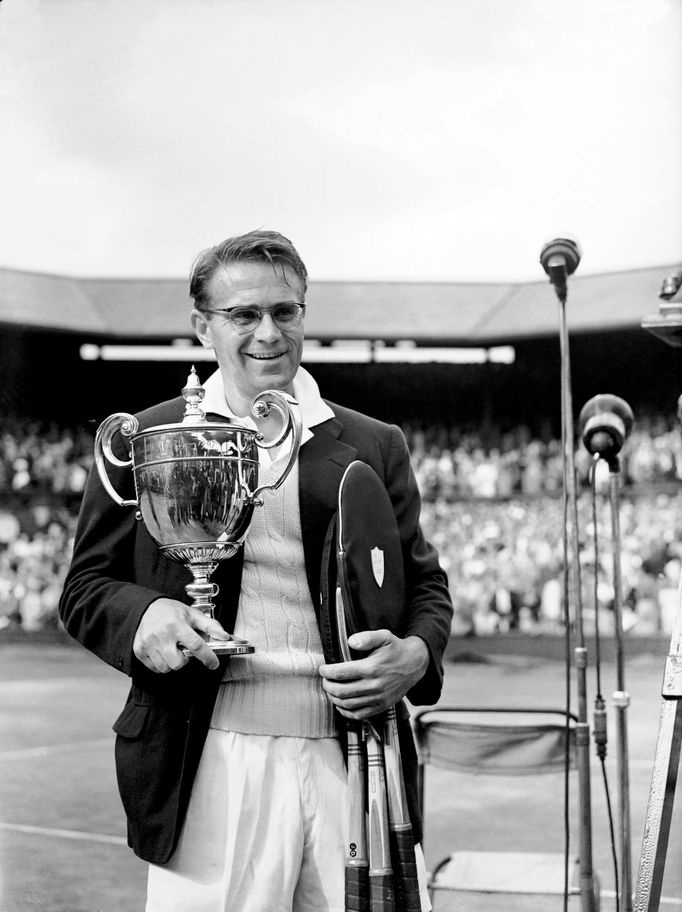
[[59, 394, 453, 864]]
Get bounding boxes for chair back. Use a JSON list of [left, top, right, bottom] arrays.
[[414, 706, 577, 781]]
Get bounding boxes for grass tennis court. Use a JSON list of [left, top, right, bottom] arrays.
[[2, 636, 682, 911]]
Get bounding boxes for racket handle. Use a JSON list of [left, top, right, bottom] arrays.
[[366, 726, 395, 911], [345, 864, 370, 912], [389, 825, 421, 911], [347, 725, 368, 863], [368, 872, 396, 912], [366, 731, 392, 875]]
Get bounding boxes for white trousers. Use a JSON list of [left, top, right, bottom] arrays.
[[145, 729, 431, 912]]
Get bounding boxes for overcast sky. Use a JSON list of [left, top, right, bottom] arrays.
[[1, 0, 680, 282]]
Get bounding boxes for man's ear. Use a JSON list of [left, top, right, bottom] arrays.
[[191, 309, 214, 349]]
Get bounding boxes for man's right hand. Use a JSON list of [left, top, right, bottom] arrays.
[[133, 598, 232, 672]]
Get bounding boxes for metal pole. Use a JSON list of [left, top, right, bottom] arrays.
[[558, 296, 597, 912], [608, 459, 633, 912]]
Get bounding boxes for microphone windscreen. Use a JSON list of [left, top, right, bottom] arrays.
[[540, 237, 582, 276]]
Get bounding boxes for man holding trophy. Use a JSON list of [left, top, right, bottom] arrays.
[[59, 229, 453, 912]]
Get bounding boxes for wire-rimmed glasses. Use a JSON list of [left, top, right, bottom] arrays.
[[200, 303, 306, 335]]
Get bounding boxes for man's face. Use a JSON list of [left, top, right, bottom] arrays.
[[191, 260, 305, 414]]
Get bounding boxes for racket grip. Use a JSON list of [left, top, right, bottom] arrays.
[[344, 865, 369, 912], [369, 872, 395, 912], [389, 826, 421, 911]]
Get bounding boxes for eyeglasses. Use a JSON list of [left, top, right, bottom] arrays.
[[201, 303, 306, 335]]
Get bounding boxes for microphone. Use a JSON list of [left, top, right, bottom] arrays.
[[579, 394, 634, 460], [660, 269, 682, 301], [540, 237, 582, 303]]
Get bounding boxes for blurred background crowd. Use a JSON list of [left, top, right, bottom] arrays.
[[2, 411, 682, 640]]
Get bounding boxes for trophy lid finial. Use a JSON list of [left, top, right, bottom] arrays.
[[181, 366, 207, 423]]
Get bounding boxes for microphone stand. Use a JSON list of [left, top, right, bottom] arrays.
[[580, 394, 635, 912], [541, 236, 597, 912], [557, 295, 598, 912], [607, 450, 633, 912]]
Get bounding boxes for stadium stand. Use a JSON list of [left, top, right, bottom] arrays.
[[2, 261, 681, 639]]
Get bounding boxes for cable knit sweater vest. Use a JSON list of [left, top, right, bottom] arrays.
[[210, 458, 337, 738]]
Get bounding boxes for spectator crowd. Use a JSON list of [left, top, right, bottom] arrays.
[[3, 413, 682, 639], [0, 418, 92, 633], [404, 414, 682, 501]]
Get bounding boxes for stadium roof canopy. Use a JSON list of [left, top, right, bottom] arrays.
[[0, 263, 675, 345]]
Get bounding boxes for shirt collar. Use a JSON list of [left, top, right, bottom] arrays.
[[200, 365, 334, 445]]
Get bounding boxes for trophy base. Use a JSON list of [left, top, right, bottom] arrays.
[[209, 639, 255, 656], [180, 638, 255, 658]]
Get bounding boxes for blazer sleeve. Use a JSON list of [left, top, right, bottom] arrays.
[[382, 424, 453, 706], [58, 430, 174, 676]]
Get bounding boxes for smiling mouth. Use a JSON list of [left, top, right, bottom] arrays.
[[246, 351, 285, 361]]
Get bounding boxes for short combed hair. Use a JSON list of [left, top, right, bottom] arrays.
[[189, 229, 308, 310]]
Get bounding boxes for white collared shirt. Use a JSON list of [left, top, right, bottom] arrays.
[[200, 365, 334, 447]]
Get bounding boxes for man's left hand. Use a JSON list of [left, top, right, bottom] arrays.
[[319, 630, 429, 720]]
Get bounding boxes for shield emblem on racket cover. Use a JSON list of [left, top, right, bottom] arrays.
[[370, 547, 385, 588], [319, 461, 406, 664]]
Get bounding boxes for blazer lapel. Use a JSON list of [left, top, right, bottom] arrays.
[[298, 414, 357, 611]]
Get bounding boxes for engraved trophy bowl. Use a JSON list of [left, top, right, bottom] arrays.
[[93, 367, 302, 655]]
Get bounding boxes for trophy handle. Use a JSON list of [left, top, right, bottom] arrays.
[[94, 412, 140, 508], [250, 390, 303, 502]]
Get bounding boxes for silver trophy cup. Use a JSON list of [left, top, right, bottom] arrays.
[[93, 367, 302, 655]]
